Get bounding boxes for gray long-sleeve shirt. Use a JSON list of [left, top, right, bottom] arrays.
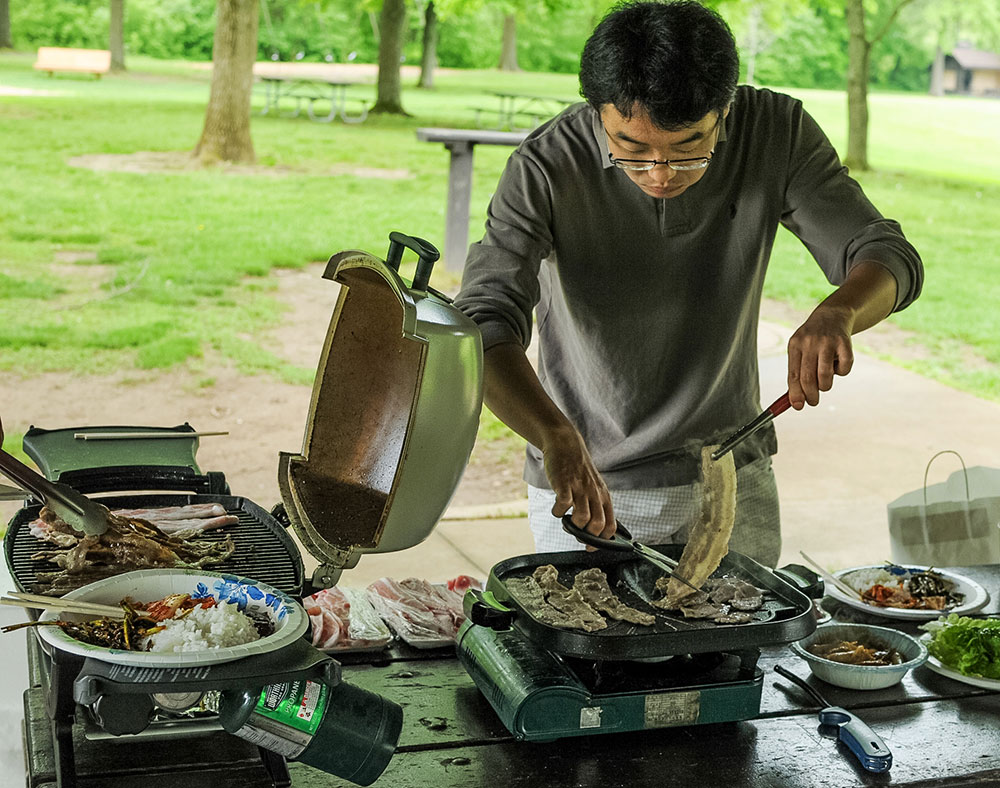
[[454, 86, 923, 490]]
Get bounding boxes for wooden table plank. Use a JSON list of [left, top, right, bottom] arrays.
[[289, 695, 1000, 787]]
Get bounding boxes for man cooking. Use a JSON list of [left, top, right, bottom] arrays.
[[453, 0, 923, 567]]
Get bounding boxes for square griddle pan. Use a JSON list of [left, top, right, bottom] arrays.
[[483, 545, 816, 661]]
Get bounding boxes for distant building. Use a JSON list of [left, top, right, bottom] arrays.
[[943, 44, 1000, 97]]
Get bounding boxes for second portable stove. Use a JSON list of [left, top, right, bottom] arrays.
[[458, 548, 819, 741]]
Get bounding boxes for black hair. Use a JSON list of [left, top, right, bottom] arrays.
[[579, 1, 739, 130]]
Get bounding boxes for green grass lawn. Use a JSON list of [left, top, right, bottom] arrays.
[[1, 52, 998, 414]]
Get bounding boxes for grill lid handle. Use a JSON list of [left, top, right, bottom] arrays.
[[386, 232, 440, 292]]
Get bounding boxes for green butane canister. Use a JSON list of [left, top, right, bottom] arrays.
[[219, 679, 403, 786]]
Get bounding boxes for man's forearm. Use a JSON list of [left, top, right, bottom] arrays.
[[482, 342, 581, 454], [819, 259, 898, 334]]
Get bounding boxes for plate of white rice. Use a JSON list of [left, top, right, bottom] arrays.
[[36, 568, 308, 667], [827, 564, 989, 621]]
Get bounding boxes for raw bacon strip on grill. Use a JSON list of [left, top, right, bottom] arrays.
[[27, 506, 236, 595], [29, 503, 238, 542]]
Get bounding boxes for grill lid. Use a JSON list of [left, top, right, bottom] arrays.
[[278, 233, 483, 587]]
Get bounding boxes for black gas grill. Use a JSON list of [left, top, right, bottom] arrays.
[[6, 492, 304, 599], [4, 426, 314, 788]]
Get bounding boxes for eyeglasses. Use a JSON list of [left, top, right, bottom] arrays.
[[605, 114, 722, 172], [607, 152, 713, 171]]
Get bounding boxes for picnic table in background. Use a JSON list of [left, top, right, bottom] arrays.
[[472, 90, 577, 131], [33, 47, 111, 79], [252, 62, 371, 123], [416, 127, 528, 272]]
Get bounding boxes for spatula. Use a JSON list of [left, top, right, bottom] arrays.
[[0, 449, 110, 535]]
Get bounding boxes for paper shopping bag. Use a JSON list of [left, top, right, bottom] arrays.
[[887, 451, 1000, 566]]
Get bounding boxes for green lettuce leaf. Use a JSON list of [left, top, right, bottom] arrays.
[[920, 614, 1000, 679]]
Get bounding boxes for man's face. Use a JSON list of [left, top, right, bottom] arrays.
[[600, 103, 726, 199]]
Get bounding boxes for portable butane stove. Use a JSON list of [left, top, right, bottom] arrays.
[[458, 549, 818, 741], [4, 232, 485, 788]]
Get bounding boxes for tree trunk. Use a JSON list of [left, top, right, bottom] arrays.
[[193, 0, 258, 165], [745, 3, 761, 86], [372, 0, 408, 114], [418, 1, 438, 89], [110, 0, 126, 72], [499, 14, 519, 71], [844, 0, 870, 172], [0, 0, 12, 49], [929, 45, 945, 96]]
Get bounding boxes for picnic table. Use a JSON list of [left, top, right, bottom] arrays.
[[473, 90, 577, 131], [33, 47, 111, 79], [416, 127, 528, 271], [285, 562, 1000, 787], [253, 63, 369, 124]]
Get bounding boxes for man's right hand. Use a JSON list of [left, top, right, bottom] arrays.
[[481, 342, 617, 541], [543, 425, 616, 540]]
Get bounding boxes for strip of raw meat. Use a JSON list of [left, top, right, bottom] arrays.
[[367, 577, 466, 642], [572, 568, 655, 626], [110, 503, 228, 521]]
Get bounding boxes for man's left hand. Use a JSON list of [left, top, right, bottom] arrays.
[[785, 260, 898, 409], [786, 304, 854, 409]]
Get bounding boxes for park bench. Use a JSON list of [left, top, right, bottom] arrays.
[[416, 127, 528, 271], [33, 47, 112, 78]]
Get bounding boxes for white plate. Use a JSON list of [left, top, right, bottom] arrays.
[[827, 564, 990, 621], [920, 634, 1000, 689], [36, 568, 308, 667]]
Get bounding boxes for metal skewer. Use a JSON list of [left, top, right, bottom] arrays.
[[74, 431, 229, 440]]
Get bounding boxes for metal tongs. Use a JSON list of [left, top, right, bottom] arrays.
[[711, 391, 792, 461], [0, 448, 110, 535], [560, 515, 701, 593], [774, 665, 892, 773]]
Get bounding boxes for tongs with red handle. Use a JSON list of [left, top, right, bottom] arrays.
[[711, 392, 792, 462]]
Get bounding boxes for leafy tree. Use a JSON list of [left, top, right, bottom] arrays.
[[193, 0, 258, 164], [1, 0, 12, 49], [110, 0, 125, 70], [916, 0, 1000, 95], [844, 0, 920, 171], [417, 0, 437, 88], [371, 0, 408, 114]]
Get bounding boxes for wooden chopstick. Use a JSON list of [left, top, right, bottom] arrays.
[[74, 431, 229, 440], [798, 551, 865, 601], [3, 591, 125, 618]]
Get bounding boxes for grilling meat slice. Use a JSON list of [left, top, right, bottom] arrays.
[[532, 565, 607, 631], [572, 568, 655, 626], [28, 506, 236, 595], [658, 446, 737, 609]]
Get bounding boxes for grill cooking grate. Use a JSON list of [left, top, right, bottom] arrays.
[[4, 493, 304, 598]]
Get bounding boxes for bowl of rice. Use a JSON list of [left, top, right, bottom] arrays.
[[791, 623, 928, 690], [36, 568, 307, 667]]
